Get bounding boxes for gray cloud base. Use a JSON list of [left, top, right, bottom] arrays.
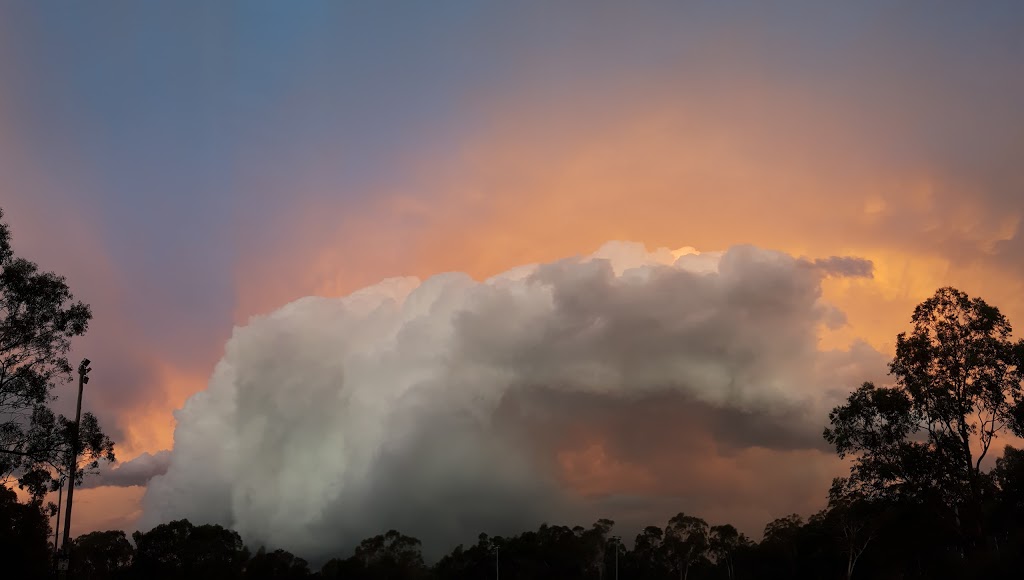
[[84, 450, 171, 489]]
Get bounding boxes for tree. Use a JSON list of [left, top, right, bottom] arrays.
[[186, 523, 250, 579], [71, 529, 134, 580], [583, 518, 615, 579], [16, 405, 114, 503], [989, 445, 1024, 572], [762, 513, 803, 578], [709, 524, 749, 580], [433, 533, 495, 580], [131, 519, 193, 579], [0, 207, 113, 494], [631, 526, 666, 578], [822, 479, 884, 580], [324, 529, 428, 580], [824, 287, 1024, 551], [664, 512, 708, 580], [132, 519, 248, 580], [993, 445, 1024, 516], [244, 547, 310, 580], [0, 483, 51, 580]]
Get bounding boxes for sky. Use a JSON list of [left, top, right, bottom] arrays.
[[1, 0, 1023, 554]]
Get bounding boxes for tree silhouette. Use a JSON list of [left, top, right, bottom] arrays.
[[709, 524, 749, 580], [70, 530, 133, 580], [0, 484, 51, 580], [825, 287, 1024, 557], [433, 533, 496, 579], [584, 518, 615, 579], [822, 478, 886, 579], [761, 513, 803, 578], [630, 525, 666, 578], [244, 547, 310, 580], [989, 444, 1024, 571], [664, 512, 709, 580], [131, 519, 248, 580], [0, 208, 113, 502], [321, 529, 427, 580]]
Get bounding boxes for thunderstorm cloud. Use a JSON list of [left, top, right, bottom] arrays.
[[141, 242, 887, 560]]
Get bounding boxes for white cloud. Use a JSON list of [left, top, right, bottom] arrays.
[[141, 242, 886, 560], [83, 450, 171, 489]]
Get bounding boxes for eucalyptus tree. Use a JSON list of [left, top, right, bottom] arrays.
[[825, 287, 1024, 553], [0, 208, 113, 496]]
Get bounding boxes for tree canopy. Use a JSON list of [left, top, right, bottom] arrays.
[[824, 287, 1024, 553], [0, 208, 114, 496]]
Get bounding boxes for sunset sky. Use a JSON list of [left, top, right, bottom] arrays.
[[2, 2, 1023, 549]]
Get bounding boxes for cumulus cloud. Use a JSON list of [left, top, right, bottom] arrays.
[[84, 450, 172, 489], [141, 242, 887, 561]]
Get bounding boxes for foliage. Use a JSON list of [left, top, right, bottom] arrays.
[[0, 484, 51, 580], [760, 513, 803, 578], [664, 512, 709, 580], [131, 519, 249, 580], [71, 530, 134, 580], [244, 547, 311, 580], [824, 287, 1024, 548], [709, 524, 751, 580], [0, 207, 113, 495], [630, 525, 666, 577]]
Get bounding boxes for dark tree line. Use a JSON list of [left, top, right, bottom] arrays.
[[2, 204, 1023, 579], [4, 473, 1024, 580]]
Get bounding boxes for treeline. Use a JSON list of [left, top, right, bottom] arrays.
[[5, 468, 1024, 580]]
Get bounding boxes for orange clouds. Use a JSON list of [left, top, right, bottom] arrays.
[[114, 362, 209, 459], [233, 81, 1024, 356], [558, 441, 657, 498], [550, 403, 848, 535]]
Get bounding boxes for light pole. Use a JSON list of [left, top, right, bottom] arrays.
[[495, 544, 499, 580], [52, 475, 66, 557], [58, 358, 90, 578], [611, 535, 621, 580]]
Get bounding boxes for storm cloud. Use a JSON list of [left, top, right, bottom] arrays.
[[141, 242, 887, 560], [83, 450, 172, 489]]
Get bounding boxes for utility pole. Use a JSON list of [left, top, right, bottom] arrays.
[[495, 544, 499, 580], [58, 358, 90, 579], [612, 536, 621, 580], [53, 476, 65, 557]]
